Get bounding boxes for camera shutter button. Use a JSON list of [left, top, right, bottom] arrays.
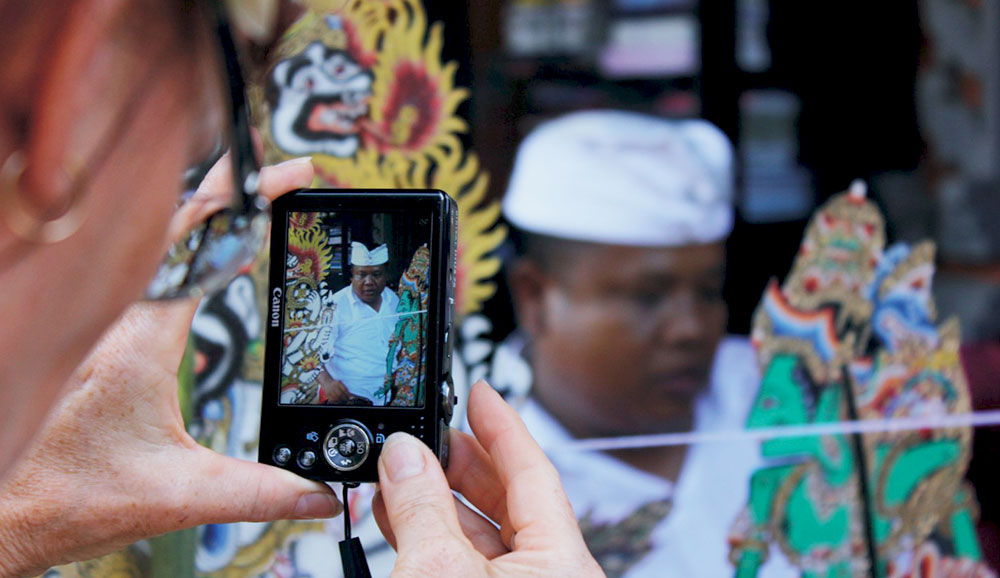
[[338, 438, 357, 456], [440, 376, 455, 423]]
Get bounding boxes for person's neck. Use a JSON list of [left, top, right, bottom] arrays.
[[356, 289, 382, 312], [607, 446, 688, 482], [532, 385, 693, 483]]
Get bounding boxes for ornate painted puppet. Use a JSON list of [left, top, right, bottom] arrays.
[[729, 182, 993, 578], [279, 211, 338, 405], [379, 244, 431, 407]]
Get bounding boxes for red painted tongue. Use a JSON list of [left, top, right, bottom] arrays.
[[307, 102, 352, 134]]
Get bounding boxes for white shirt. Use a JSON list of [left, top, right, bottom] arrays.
[[514, 337, 797, 578], [323, 285, 400, 403]]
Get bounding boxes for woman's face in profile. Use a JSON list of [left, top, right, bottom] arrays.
[[0, 0, 226, 463], [54, 1, 222, 326]]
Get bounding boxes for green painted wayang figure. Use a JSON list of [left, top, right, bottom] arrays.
[[728, 182, 994, 578], [380, 244, 431, 407]]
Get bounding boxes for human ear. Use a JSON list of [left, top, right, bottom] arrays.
[[20, 0, 147, 217], [508, 260, 551, 340]]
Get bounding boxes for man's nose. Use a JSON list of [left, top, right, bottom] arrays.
[[653, 293, 707, 345]]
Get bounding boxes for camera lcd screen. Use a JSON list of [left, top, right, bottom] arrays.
[[278, 210, 431, 408]]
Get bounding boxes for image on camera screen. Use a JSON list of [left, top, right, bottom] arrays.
[[278, 210, 431, 408]]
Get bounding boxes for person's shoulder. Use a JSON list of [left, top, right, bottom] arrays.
[[708, 336, 760, 402], [332, 285, 353, 305], [714, 336, 756, 370], [383, 286, 400, 304]]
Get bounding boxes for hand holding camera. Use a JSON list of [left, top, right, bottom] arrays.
[[372, 381, 606, 578]]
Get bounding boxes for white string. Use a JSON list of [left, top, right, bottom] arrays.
[[545, 409, 1000, 453]]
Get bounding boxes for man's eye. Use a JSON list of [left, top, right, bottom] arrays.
[[699, 285, 724, 302], [628, 291, 663, 308]]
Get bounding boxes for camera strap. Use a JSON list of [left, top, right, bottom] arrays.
[[339, 483, 372, 578]]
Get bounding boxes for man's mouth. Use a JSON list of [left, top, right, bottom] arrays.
[[649, 367, 709, 395]]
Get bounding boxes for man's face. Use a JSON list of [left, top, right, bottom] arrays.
[[351, 264, 387, 305], [525, 243, 727, 438]]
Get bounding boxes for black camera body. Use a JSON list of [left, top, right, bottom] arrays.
[[258, 189, 457, 483]]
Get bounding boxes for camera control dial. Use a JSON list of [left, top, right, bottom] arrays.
[[322, 421, 371, 472]]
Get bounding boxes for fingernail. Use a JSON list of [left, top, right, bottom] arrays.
[[278, 156, 313, 168], [381, 433, 426, 482], [294, 492, 342, 519]]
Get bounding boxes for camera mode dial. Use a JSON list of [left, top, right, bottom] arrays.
[[322, 421, 372, 472]]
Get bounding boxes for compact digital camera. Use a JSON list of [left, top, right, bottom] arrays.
[[258, 190, 458, 483]]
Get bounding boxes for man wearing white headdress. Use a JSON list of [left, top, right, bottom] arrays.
[[317, 241, 400, 405], [488, 110, 794, 577]]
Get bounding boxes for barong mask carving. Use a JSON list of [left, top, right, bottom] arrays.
[[267, 37, 374, 158], [251, 0, 506, 325], [280, 212, 337, 404], [729, 182, 992, 578]]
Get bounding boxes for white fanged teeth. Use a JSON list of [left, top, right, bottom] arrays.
[[341, 91, 370, 107], [316, 105, 367, 129]]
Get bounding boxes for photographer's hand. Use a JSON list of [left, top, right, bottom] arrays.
[[0, 158, 342, 578], [371, 381, 606, 578], [316, 372, 352, 404]]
